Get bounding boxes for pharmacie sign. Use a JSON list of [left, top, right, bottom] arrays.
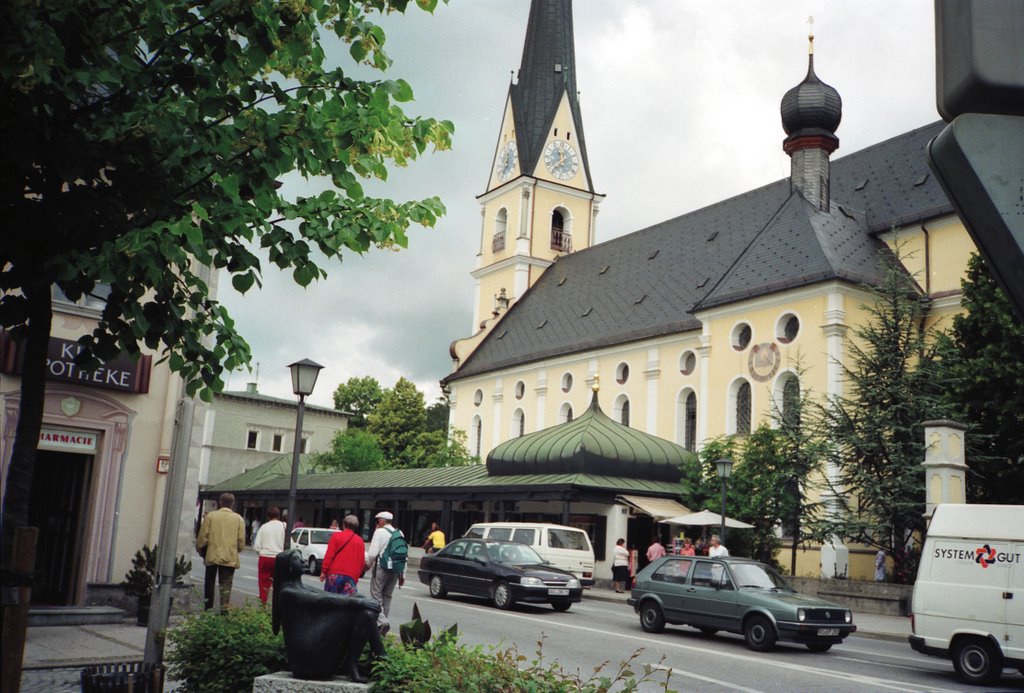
[[38, 427, 99, 453], [1, 332, 151, 394]]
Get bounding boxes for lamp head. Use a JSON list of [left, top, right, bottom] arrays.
[[288, 358, 324, 397], [715, 458, 734, 480]]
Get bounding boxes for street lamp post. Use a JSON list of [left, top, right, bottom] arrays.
[[715, 458, 734, 546], [284, 358, 323, 549]]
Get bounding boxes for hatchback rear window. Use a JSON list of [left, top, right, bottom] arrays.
[[652, 558, 692, 584]]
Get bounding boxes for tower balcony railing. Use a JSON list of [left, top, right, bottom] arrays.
[[492, 232, 505, 253], [550, 229, 572, 253]]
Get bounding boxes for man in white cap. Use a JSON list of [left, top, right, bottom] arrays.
[[366, 510, 405, 634]]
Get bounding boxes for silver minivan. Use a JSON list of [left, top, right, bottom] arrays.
[[465, 522, 595, 586]]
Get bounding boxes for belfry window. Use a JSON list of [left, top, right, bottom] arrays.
[[493, 208, 508, 252], [551, 209, 572, 252]]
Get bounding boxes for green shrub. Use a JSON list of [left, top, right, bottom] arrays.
[[121, 544, 191, 598], [166, 604, 287, 693], [372, 634, 672, 693]]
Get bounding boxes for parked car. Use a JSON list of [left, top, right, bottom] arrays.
[[909, 503, 1024, 685], [418, 537, 583, 611], [290, 527, 339, 576], [465, 522, 596, 586], [628, 555, 856, 652]]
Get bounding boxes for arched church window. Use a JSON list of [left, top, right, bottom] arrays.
[[735, 381, 751, 434], [614, 395, 630, 427], [493, 208, 507, 252], [512, 408, 525, 438], [471, 415, 482, 458], [684, 391, 697, 451], [781, 374, 801, 428]]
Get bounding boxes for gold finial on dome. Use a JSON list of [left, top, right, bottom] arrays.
[[808, 16, 815, 54], [591, 374, 600, 393]]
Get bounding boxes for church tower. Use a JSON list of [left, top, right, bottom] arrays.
[[470, 0, 603, 331]]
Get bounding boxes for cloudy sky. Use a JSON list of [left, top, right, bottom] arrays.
[[219, 0, 940, 408]]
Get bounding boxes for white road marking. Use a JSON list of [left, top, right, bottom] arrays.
[[402, 596, 939, 692], [653, 664, 765, 693]]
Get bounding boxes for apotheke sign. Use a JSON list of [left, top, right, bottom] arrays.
[[1, 332, 151, 394]]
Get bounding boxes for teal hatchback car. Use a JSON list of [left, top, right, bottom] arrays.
[[628, 556, 856, 652]]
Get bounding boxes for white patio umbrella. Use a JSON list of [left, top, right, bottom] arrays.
[[659, 509, 754, 529]]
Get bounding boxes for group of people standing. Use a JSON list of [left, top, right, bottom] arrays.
[[196, 497, 449, 636], [610, 533, 730, 592]]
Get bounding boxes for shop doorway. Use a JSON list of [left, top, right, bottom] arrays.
[[28, 449, 93, 605]]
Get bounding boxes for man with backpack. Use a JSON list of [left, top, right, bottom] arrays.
[[366, 510, 407, 635]]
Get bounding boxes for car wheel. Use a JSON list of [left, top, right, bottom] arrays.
[[699, 627, 718, 636], [551, 601, 571, 612], [429, 575, 447, 599], [743, 614, 777, 652], [952, 637, 1002, 685], [492, 580, 514, 610], [308, 557, 319, 576], [639, 602, 665, 633], [806, 643, 832, 653]]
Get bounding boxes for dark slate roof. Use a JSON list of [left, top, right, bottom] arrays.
[[202, 462, 683, 499], [510, 0, 594, 191], [446, 122, 952, 383], [696, 195, 887, 311], [487, 391, 691, 482]]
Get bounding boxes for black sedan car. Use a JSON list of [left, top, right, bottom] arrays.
[[418, 538, 583, 611]]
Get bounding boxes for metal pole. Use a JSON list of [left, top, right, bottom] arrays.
[[145, 395, 195, 664], [284, 394, 306, 549], [720, 477, 727, 548]]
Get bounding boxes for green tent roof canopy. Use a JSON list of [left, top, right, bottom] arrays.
[[486, 390, 692, 482]]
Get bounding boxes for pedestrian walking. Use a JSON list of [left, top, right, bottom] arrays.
[[321, 515, 366, 595], [365, 511, 408, 635], [196, 492, 246, 613], [421, 521, 446, 554], [612, 538, 630, 593], [252, 506, 285, 604]]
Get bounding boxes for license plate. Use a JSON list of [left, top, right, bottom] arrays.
[[549, 588, 569, 596], [817, 628, 839, 636]]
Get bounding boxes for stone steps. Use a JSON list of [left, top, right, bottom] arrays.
[[27, 606, 127, 627]]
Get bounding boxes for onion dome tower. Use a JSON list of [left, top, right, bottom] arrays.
[[781, 25, 842, 211]]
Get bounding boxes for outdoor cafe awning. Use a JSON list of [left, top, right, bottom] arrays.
[[659, 509, 754, 529], [617, 495, 691, 520]]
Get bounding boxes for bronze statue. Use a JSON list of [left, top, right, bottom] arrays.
[[271, 550, 385, 683]]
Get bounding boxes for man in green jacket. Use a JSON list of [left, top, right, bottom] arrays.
[[196, 492, 246, 612]]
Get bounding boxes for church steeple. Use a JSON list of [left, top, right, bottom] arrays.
[[465, 0, 603, 335], [510, 0, 594, 191]]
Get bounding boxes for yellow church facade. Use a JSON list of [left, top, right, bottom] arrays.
[[443, 2, 976, 580]]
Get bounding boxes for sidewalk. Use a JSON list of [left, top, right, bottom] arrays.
[[19, 585, 911, 691]]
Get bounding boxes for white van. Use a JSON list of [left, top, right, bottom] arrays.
[[465, 522, 596, 586], [909, 504, 1024, 685]]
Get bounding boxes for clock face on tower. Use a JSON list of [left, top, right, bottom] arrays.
[[543, 140, 579, 180], [495, 141, 518, 182]]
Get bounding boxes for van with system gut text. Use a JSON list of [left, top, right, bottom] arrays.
[[908, 504, 1024, 685]]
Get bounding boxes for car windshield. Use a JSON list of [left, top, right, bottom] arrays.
[[309, 530, 335, 544], [486, 542, 544, 565], [730, 562, 793, 590]]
